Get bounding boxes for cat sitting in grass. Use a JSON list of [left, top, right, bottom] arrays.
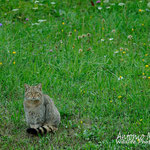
[[24, 83, 60, 135]]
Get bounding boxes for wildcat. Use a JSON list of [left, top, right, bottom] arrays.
[[24, 83, 60, 135]]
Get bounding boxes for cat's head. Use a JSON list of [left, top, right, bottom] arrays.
[[24, 83, 43, 101]]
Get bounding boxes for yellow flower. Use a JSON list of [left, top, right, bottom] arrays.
[[145, 65, 149, 68], [142, 24, 144, 26], [0, 62, 2, 65], [137, 139, 140, 142], [13, 51, 16, 54], [74, 29, 77, 32], [62, 22, 65, 25], [120, 47, 123, 51], [148, 77, 150, 79], [110, 100, 112, 103], [132, 28, 134, 31], [139, 9, 142, 12], [80, 120, 83, 124], [142, 73, 145, 75], [13, 61, 15, 64], [62, 29, 63, 32], [118, 96, 122, 99], [145, 54, 148, 56], [122, 51, 126, 54], [142, 59, 144, 61]]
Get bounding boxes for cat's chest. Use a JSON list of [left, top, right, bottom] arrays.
[[25, 103, 45, 119], [24, 100, 45, 114]]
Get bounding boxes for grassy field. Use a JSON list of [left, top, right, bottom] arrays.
[[0, 0, 150, 149]]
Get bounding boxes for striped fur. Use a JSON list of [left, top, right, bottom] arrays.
[[27, 125, 58, 135]]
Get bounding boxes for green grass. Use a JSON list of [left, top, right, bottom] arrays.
[[0, 0, 150, 149]]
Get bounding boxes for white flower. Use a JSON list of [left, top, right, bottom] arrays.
[[114, 50, 119, 54], [106, 6, 110, 9], [35, 1, 39, 3], [101, 39, 105, 42], [118, 3, 125, 6], [110, 3, 115, 6], [98, 7, 102, 10], [109, 38, 113, 41], [33, 7, 38, 10], [118, 76, 123, 80], [147, 2, 150, 8], [38, 19, 46, 23], [51, 2, 56, 5], [128, 35, 133, 39], [12, 9, 19, 11], [104, 0, 109, 3], [32, 23, 40, 26]]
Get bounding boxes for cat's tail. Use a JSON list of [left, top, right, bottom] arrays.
[[26, 125, 58, 135]]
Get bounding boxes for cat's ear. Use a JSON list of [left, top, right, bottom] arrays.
[[24, 84, 30, 92], [37, 83, 42, 91]]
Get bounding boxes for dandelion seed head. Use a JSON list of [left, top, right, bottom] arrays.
[[112, 29, 116, 33], [128, 35, 133, 39], [79, 49, 83, 53], [82, 34, 86, 38], [78, 36, 82, 39], [87, 33, 91, 37]]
